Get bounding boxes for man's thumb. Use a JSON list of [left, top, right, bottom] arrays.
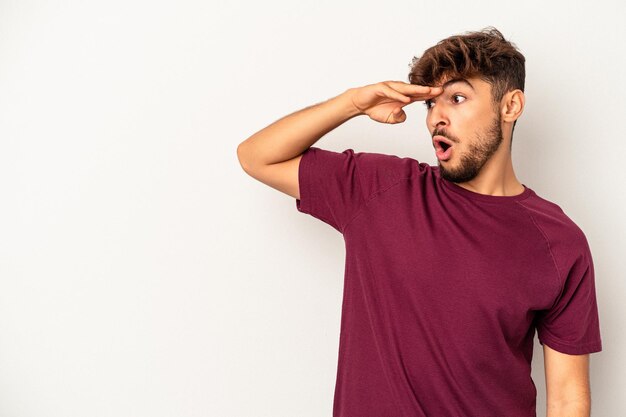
[[393, 108, 406, 122]]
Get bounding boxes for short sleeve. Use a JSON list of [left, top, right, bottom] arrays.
[[535, 242, 603, 355], [295, 146, 403, 233]]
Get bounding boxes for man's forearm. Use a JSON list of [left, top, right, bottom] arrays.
[[237, 88, 361, 169], [547, 399, 591, 417]]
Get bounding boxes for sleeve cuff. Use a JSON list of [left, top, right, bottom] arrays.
[[538, 333, 603, 355]]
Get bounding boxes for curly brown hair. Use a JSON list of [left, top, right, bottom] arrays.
[[408, 26, 525, 134]]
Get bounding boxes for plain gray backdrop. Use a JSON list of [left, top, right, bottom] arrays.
[[0, 0, 624, 416]]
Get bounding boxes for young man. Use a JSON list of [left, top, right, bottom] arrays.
[[237, 27, 602, 417]]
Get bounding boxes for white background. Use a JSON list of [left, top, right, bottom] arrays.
[[1, 0, 624, 416]]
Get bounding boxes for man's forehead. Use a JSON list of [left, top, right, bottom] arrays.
[[436, 77, 477, 92]]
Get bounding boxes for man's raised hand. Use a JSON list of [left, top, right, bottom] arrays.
[[347, 81, 443, 124]]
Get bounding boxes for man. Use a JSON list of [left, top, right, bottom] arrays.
[[237, 27, 602, 417]]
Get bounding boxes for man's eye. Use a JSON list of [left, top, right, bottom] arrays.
[[424, 95, 465, 110], [452, 94, 466, 103]]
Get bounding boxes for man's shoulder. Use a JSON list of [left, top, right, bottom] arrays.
[[518, 191, 589, 257], [354, 150, 433, 178]]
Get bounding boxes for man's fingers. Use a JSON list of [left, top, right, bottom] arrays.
[[385, 81, 443, 96], [380, 84, 411, 104], [379, 82, 441, 107], [407, 86, 443, 97]]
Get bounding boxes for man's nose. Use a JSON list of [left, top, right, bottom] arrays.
[[428, 104, 449, 130]]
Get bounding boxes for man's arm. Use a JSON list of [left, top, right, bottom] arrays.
[[543, 344, 592, 417], [236, 89, 361, 199], [236, 82, 442, 199]]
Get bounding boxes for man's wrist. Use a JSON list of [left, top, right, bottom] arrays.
[[335, 88, 363, 120]]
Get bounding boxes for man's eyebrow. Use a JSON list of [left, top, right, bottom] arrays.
[[440, 78, 475, 92]]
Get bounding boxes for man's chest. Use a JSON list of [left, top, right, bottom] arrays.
[[344, 201, 559, 333]]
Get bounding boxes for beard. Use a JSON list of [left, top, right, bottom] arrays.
[[437, 111, 504, 183]]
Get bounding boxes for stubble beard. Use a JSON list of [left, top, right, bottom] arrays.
[[438, 112, 504, 184]]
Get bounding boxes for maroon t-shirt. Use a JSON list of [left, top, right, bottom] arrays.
[[295, 146, 602, 417]]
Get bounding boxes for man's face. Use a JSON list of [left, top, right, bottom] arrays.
[[424, 76, 504, 183]]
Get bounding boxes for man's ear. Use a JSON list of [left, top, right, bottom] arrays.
[[501, 89, 525, 123]]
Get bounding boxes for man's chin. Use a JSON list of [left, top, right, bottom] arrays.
[[438, 166, 454, 182]]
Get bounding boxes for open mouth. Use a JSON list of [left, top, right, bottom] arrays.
[[434, 136, 454, 161]]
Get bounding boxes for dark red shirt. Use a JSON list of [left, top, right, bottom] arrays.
[[295, 146, 602, 417]]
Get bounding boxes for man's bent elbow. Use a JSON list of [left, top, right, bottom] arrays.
[[237, 142, 253, 174]]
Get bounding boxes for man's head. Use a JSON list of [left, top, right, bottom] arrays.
[[408, 27, 525, 183]]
